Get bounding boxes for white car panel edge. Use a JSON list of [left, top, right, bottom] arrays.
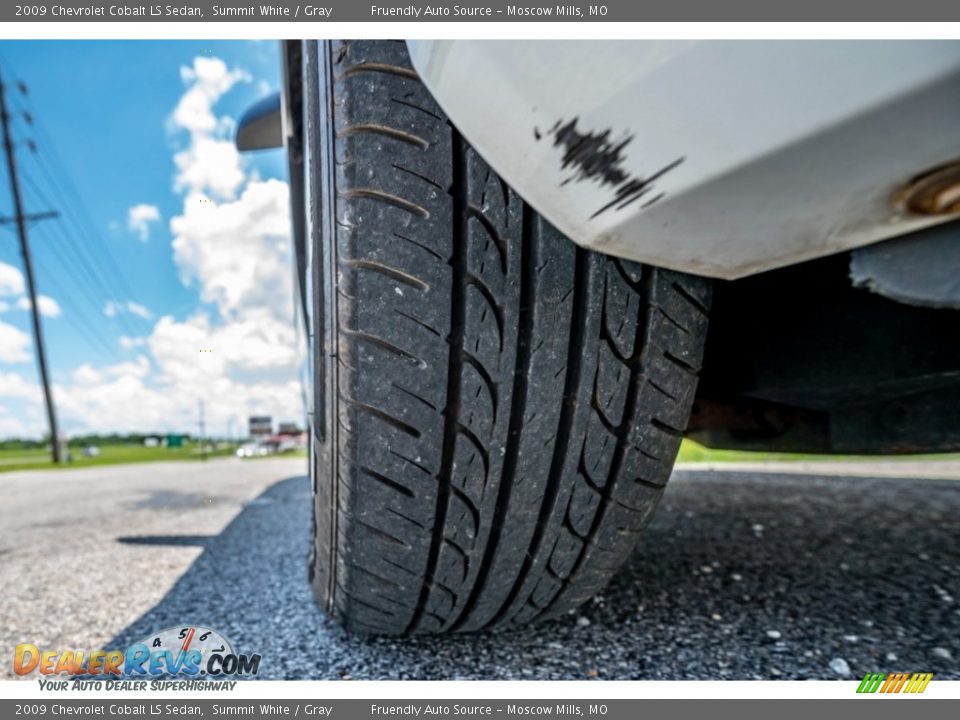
[[407, 40, 960, 279]]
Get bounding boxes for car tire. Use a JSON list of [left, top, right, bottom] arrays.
[[305, 39, 712, 634]]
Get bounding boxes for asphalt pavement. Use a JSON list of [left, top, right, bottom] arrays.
[[1, 457, 957, 680]]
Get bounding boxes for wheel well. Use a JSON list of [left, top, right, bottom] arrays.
[[690, 248, 960, 454]]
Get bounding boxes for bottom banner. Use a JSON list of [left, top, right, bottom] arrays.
[[1, 699, 956, 719]]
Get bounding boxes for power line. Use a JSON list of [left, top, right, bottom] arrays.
[[0, 53, 150, 454], [0, 66, 61, 461], [17, 167, 145, 340], [28, 120, 145, 306], [0, 53, 149, 346], [31, 251, 130, 363], [0, 56, 149, 316], [28, 150, 144, 309]]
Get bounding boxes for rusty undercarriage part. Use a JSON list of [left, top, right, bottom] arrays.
[[688, 391, 960, 455], [898, 159, 960, 216], [686, 397, 829, 452]]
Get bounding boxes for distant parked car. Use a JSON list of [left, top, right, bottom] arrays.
[[235, 442, 268, 458], [82, 445, 100, 458]]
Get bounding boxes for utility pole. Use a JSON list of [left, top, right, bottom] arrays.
[[0, 67, 61, 463]]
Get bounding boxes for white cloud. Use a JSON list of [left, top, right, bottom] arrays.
[[175, 58, 250, 133], [174, 135, 246, 200], [73, 355, 150, 385], [71, 363, 102, 385], [126, 301, 152, 319], [16, 294, 62, 318], [171, 57, 250, 199], [0, 321, 31, 363], [53, 366, 300, 439], [104, 300, 152, 320], [0, 261, 24, 296], [170, 178, 291, 318], [127, 203, 161, 241], [119, 335, 148, 349], [0, 371, 39, 400], [0, 407, 34, 438], [2, 55, 301, 440], [108, 355, 151, 380]]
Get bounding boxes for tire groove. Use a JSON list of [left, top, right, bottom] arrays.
[[358, 464, 416, 498], [340, 396, 422, 438], [340, 327, 427, 367], [449, 202, 535, 632], [340, 188, 430, 218], [336, 585, 399, 618], [392, 231, 443, 260], [385, 505, 428, 530], [465, 273, 506, 351], [389, 449, 432, 476], [337, 123, 429, 149], [672, 280, 709, 315], [467, 204, 508, 274], [664, 349, 699, 374], [390, 96, 443, 121], [528, 266, 658, 622], [391, 381, 439, 411], [394, 163, 444, 190], [352, 517, 410, 548], [340, 258, 430, 290], [340, 62, 419, 80], [393, 309, 443, 339], [462, 351, 499, 421], [405, 128, 468, 634], [482, 246, 590, 629], [456, 422, 491, 478]]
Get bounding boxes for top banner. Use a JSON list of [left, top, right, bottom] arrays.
[[5, 0, 960, 22]]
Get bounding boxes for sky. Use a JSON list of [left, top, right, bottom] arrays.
[[0, 41, 302, 440]]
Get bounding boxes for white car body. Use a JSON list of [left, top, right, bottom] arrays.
[[407, 41, 960, 279]]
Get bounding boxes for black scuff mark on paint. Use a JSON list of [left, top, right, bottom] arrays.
[[641, 192, 665, 209], [538, 117, 684, 219], [533, 127, 542, 141], [590, 158, 683, 219]]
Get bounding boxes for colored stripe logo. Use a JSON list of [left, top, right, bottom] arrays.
[[857, 672, 933, 694]]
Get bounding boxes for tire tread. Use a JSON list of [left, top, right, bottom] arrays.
[[311, 40, 712, 634]]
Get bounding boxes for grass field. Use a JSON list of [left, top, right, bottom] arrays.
[[0, 440, 952, 475], [674, 439, 958, 464], [0, 443, 238, 473]]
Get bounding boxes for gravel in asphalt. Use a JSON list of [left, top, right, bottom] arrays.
[[1, 458, 957, 680]]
